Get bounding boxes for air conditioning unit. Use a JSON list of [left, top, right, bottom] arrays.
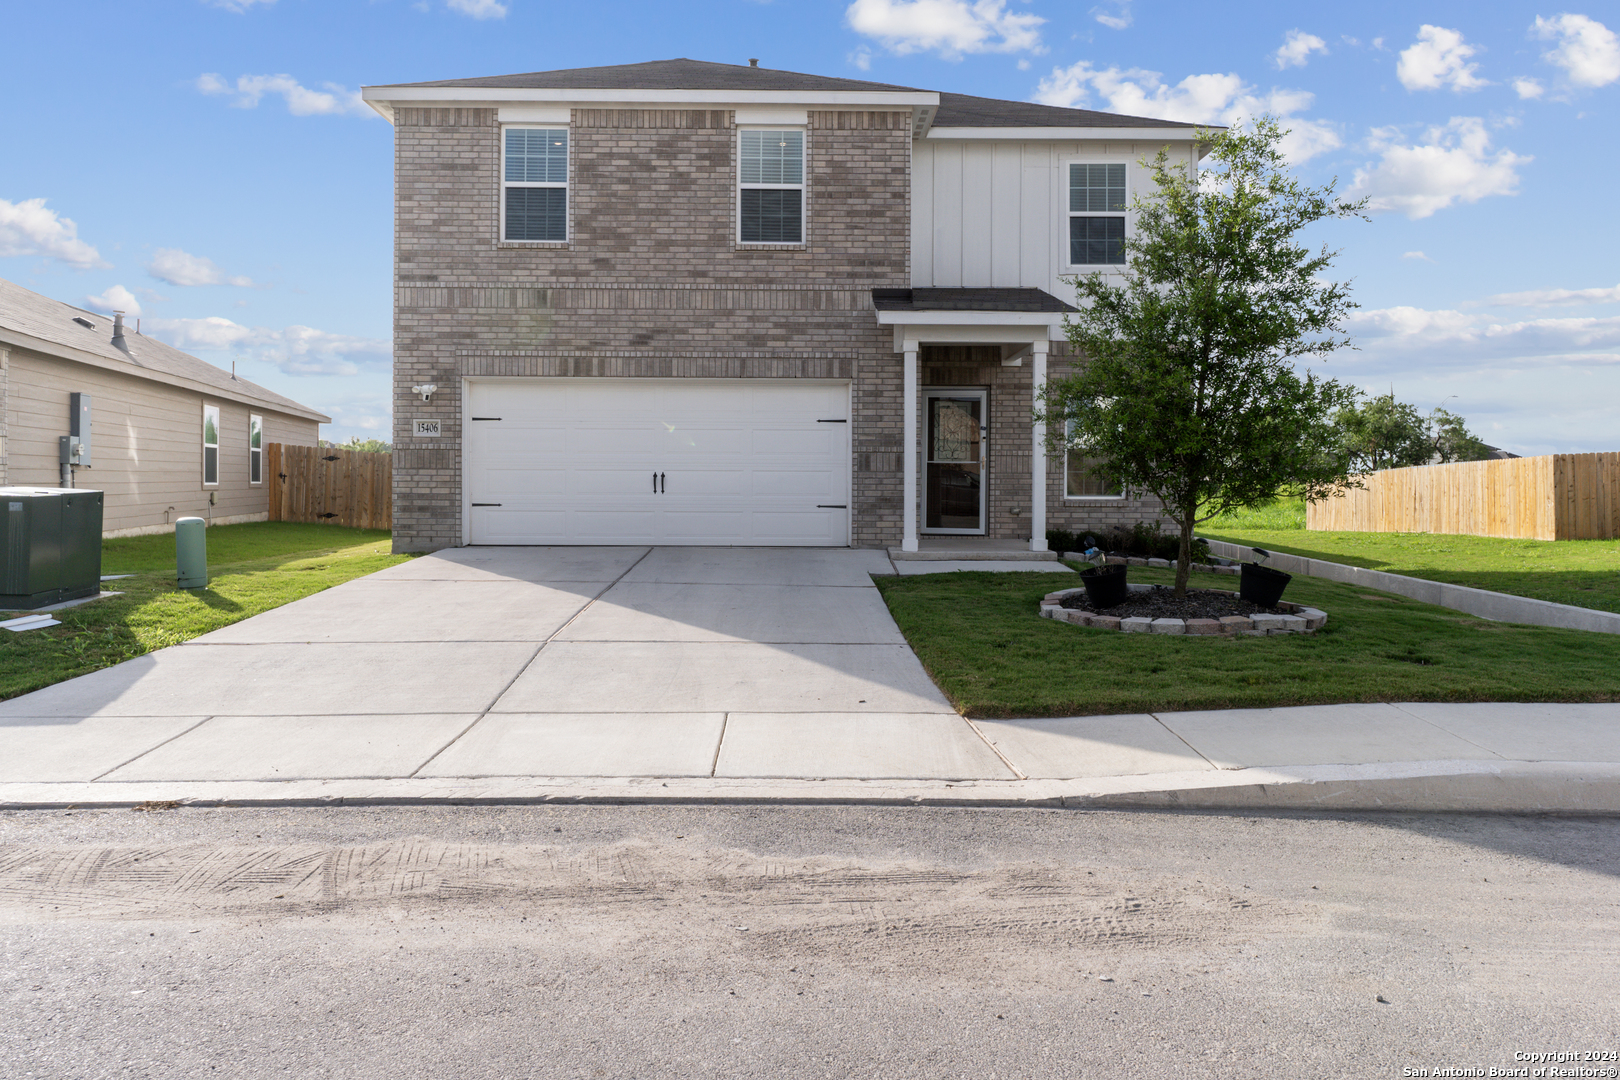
[[0, 488, 104, 609]]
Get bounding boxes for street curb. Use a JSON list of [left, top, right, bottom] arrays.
[[4, 761, 1618, 814]]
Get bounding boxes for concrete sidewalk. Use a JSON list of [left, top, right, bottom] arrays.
[[0, 546, 1615, 812]]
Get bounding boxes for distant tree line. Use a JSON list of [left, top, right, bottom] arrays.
[[319, 436, 392, 454], [1333, 393, 1494, 473]]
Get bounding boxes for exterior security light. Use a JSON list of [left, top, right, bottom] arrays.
[[411, 383, 438, 402]]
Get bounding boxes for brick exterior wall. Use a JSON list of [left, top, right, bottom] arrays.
[[391, 105, 913, 552], [919, 343, 1167, 544]]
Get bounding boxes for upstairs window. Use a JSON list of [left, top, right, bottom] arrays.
[[739, 129, 804, 244], [249, 414, 263, 485], [503, 127, 568, 242], [1069, 163, 1127, 266], [202, 403, 220, 486]]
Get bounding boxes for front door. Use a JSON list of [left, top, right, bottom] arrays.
[[923, 390, 986, 533]]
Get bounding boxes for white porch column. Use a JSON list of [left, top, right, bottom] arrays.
[[901, 345, 919, 552], [1029, 339, 1049, 551]]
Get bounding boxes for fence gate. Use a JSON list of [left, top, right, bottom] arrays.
[[266, 443, 391, 531]]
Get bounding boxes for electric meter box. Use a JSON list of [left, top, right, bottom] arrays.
[[0, 487, 104, 609]]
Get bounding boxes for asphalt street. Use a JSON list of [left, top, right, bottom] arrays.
[[2, 806, 1616, 1079]]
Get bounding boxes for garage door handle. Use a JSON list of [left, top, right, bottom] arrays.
[[652, 472, 657, 493], [660, 472, 666, 493]]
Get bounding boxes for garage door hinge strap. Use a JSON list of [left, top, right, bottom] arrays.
[[817, 419, 848, 423], [817, 505, 847, 509], [471, 503, 502, 507]]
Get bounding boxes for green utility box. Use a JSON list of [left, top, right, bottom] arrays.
[[0, 487, 104, 609]]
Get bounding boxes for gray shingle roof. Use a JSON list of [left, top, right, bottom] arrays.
[[0, 277, 330, 423], [367, 59, 1199, 129], [373, 58, 928, 94], [872, 288, 1077, 313], [932, 91, 1191, 129]]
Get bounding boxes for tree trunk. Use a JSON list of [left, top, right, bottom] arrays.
[[1175, 507, 1196, 597]]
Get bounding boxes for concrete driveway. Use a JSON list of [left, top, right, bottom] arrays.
[[0, 547, 1016, 784]]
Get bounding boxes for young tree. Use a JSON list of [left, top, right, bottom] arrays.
[[1042, 118, 1365, 596]]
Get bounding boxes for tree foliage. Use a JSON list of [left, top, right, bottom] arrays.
[[1334, 392, 1495, 472], [1041, 118, 1366, 595]]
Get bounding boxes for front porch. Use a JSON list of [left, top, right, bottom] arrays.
[[873, 288, 1077, 555]]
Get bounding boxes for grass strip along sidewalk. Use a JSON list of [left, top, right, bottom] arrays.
[[874, 565, 1620, 719], [0, 522, 410, 701], [1199, 498, 1620, 615]]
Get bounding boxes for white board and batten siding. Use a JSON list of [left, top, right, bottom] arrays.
[[912, 139, 1200, 295], [463, 378, 852, 547]]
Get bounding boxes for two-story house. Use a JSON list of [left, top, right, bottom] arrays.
[[361, 59, 1202, 554]]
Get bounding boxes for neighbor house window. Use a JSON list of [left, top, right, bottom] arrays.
[[1065, 421, 1123, 497], [503, 127, 568, 242], [203, 403, 220, 486], [249, 414, 262, 485], [739, 129, 804, 243], [1069, 163, 1127, 266]]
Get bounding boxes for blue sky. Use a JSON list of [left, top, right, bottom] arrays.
[[2, 0, 1616, 453]]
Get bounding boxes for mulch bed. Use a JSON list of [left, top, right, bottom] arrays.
[[1059, 587, 1283, 620]]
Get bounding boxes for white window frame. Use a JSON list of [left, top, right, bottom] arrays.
[[1064, 160, 1130, 270], [202, 403, 220, 487], [500, 125, 570, 244], [1063, 420, 1124, 499], [737, 127, 806, 246], [249, 414, 263, 486]]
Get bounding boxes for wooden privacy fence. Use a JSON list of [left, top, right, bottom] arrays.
[[1307, 453, 1620, 540], [267, 443, 392, 531]]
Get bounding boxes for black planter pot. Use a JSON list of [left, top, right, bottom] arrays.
[[1079, 563, 1129, 609], [1239, 562, 1292, 607]]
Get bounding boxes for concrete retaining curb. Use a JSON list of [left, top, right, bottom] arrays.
[[1205, 539, 1620, 635], [4, 761, 1617, 813]]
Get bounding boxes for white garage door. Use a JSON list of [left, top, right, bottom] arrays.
[[464, 378, 851, 546]]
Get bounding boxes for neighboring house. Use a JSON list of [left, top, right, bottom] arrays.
[[0, 277, 329, 536], [362, 58, 1204, 553]]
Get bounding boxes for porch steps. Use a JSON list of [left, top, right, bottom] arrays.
[[887, 548, 1061, 562]]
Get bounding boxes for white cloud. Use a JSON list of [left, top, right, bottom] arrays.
[[0, 197, 108, 268], [845, 0, 1044, 58], [315, 395, 393, 438], [1533, 13, 1620, 88], [147, 316, 391, 376], [146, 247, 254, 288], [1334, 303, 1620, 453], [1347, 117, 1529, 218], [1033, 63, 1341, 162], [196, 73, 374, 118], [1486, 283, 1620, 308], [1402, 251, 1435, 262], [85, 285, 142, 318], [1397, 25, 1488, 92], [1514, 76, 1546, 99], [1347, 305, 1620, 366], [206, 0, 276, 10], [1275, 30, 1328, 70], [1092, 3, 1131, 30], [446, 0, 507, 18], [849, 46, 873, 71]]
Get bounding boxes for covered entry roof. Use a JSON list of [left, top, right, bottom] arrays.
[[871, 288, 1076, 314]]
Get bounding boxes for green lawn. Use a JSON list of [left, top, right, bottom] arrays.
[[874, 565, 1620, 719], [0, 522, 410, 701], [1199, 497, 1620, 614]]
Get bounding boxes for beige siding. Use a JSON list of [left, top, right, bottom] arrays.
[[4, 346, 320, 533], [912, 139, 1199, 296]]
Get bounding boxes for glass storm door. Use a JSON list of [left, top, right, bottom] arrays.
[[924, 391, 986, 533]]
